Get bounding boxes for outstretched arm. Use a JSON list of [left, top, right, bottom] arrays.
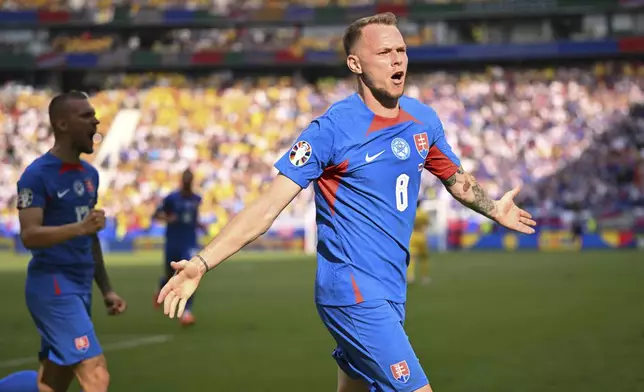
[[423, 115, 536, 235], [192, 174, 303, 275], [441, 166, 536, 234], [441, 166, 498, 220], [167, 119, 332, 282]]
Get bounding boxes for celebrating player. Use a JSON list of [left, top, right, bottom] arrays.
[[16, 92, 127, 392], [157, 13, 536, 392], [152, 168, 205, 326]]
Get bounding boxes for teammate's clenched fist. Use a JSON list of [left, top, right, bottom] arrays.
[[80, 209, 106, 234]]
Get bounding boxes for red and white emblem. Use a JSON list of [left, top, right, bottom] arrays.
[[75, 335, 90, 352], [413, 132, 429, 159], [85, 178, 95, 194], [390, 360, 411, 383]]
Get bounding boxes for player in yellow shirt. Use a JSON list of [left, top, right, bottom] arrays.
[[408, 202, 431, 285]]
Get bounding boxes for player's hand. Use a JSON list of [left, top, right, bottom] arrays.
[[80, 209, 106, 234], [494, 185, 537, 235], [157, 259, 203, 319], [104, 291, 127, 316]]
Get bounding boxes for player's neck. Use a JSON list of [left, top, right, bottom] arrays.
[[50, 144, 81, 164], [358, 82, 399, 119]]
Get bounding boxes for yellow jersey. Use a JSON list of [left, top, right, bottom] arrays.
[[410, 208, 430, 257]]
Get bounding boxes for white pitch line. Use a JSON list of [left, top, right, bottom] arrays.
[[0, 334, 172, 369]]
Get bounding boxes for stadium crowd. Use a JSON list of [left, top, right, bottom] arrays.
[[1, 61, 644, 238], [0, 0, 485, 12], [1, 22, 439, 57]]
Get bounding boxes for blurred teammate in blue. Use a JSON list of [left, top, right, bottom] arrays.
[[152, 168, 205, 326], [0, 371, 84, 392], [157, 13, 536, 392], [16, 92, 127, 392], [0, 370, 38, 392], [0, 370, 84, 392]]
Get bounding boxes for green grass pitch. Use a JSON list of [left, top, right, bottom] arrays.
[[1, 250, 643, 391]]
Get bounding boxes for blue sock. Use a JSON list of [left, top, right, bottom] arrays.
[[0, 370, 38, 392]]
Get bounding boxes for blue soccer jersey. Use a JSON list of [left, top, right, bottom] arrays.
[[157, 191, 202, 258], [275, 93, 461, 306], [18, 152, 104, 366], [17, 152, 100, 295]]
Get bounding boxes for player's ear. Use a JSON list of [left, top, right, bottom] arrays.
[[347, 54, 362, 75], [54, 119, 67, 133]]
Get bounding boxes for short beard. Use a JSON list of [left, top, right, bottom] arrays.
[[71, 138, 93, 155], [359, 73, 402, 109]]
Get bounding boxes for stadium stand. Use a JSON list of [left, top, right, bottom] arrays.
[[2, 62, 643, 246]]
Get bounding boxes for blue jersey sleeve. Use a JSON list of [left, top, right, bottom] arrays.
[[155, 194, 172, 216], [424, 116, 461, 181], [274, 119, 335, 189], [16, 169, 47, 210]]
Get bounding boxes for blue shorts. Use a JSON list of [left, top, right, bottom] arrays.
[[317, 300, 429, 392], [25, 292, 102, 366], [164, 247, 198, 276]]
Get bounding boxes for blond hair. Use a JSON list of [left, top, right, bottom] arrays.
[[342, 12, 398, 56]]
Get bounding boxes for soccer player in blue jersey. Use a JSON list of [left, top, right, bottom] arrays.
[[16, 92, 127, 392], [152, 168, 204, 326], [157, 13, 536, 392]]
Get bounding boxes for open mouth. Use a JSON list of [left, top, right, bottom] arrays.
[[391, 71, 405, 84], [91, 131, 101, 144]]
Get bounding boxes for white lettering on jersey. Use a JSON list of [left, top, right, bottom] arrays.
[[75, 206, 90, 222], [395, 173, 410, 212]]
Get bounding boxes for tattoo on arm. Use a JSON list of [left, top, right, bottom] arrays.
[[92, 234, 112, 296], [471, 181, 496, 216], [442, 166, 463, 187], [441, 166, 498, 219]]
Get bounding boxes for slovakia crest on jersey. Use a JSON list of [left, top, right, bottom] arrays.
[[85, 178, 95, 194], [75, 336, 90, 353], [413, 132, 430, 159], [390, 360, 411, 383]]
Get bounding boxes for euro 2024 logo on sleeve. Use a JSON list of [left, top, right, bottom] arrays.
[[17, 188, 33, 209], [289, 140, 312, 167]]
